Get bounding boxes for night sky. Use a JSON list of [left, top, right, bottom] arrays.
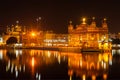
[[0, 0, 120, 34]]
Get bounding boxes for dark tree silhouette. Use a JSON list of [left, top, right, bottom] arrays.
[[6, 37, 17, 44]]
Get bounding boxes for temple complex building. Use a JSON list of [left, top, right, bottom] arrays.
[[1, 21, 26, 47], [68, 17, 111, 50], [0, 17, 112, 51]]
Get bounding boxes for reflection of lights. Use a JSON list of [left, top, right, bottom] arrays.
[[102, 61, 108, 69], [31, 57, 35, 67], [68, 58, 70, 66], [15, 66, 18, 77], [58, 54, 61, 64], [11, 63, 14, 73], [98, 54, 102, 62], [109, 54, 112, 66], [80, 56, 82, 67], [101, 61, 104, 67], [47, 51, 51, 58], [67, 52, 110, 80], [6, 67, 9, 72], [15, 66, 17, 71], [31, 57, 35, 75], [36, 73, 38, 78], [92, 75, 96, 80], [68, 70, 73, 76], [23, 64, 25, 72], [19, 50, 22, 55], [63, 56, 66, 61], [103, 62, 106, 69], [82, 74, 86, 80], [80, 60, 82, 67], [19, 65, 21, 71], [36, 73, 41, 80], [6, 60, 10, 72], [38, 74, 41, 80], [103, 53, 108, 62], [15, 50, 22, 57], [70, 76, 72, 80], [30, 50, 35, 56], [0, 50, 3, 59], [97, 62, 100, 70], [87, 62, 89, 69], [55, 52, 58, 58], [103, 73, 107, 80], [15, 71, 18, 78], [109, 60, 112, 66]]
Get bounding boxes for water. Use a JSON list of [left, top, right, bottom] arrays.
[[0, 49, 119, 80]]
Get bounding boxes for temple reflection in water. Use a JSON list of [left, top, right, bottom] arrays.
[[0, 49, 113, 80], [68, 52, 112, 80]]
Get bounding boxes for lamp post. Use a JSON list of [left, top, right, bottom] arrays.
[[30, 31, 36, 46]]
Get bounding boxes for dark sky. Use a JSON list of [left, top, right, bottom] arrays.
[[0, 0, 120, 33]]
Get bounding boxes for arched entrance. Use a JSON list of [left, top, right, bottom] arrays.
[[6, 37, 18, 44]]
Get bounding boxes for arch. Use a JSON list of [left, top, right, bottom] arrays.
[[6, 37, 18, 44], [90, 62, 95, 70]]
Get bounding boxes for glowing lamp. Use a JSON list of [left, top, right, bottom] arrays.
[[31, 32, 36, 37]]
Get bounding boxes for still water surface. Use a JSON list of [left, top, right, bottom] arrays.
[[0, 49, 119, 80]]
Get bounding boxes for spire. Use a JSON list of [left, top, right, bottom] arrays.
[[103, 18, 107, 23], [16, 21, 19, 25], [92, 17, 95, 21], [68, 20, 73, 33], [82, 18, 86, 24], [16, 20, 19, 28], [91, 17, 96, 27], [102, 18, 107, 28], [69, 20, 72, 25]]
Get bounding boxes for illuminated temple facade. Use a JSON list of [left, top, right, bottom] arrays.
[[68, 18, 111, 50], [0, 18, 111, 50]]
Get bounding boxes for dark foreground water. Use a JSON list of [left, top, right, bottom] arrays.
[[0, 49, 119, 80]]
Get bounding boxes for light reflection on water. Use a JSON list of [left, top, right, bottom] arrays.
[[68, 52, 111, 80], [0, 49, 120, 80]]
